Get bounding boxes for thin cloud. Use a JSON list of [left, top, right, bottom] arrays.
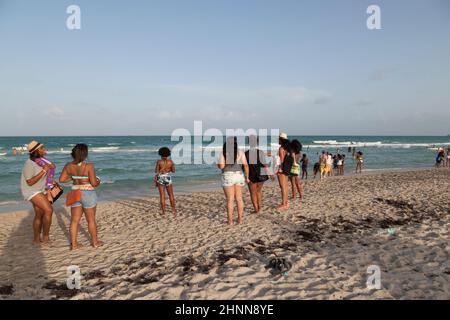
[[43, 107, 67, 120], [369, 66, 396, 82]]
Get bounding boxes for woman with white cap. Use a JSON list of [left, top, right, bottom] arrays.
[[20, 141, 55, 244], [277, 133, 292, 210]]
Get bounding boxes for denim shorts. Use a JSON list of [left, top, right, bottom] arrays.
[[221, 171, 245, 188], [71, 190, 98, 209]]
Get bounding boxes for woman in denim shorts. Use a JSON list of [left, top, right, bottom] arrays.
[[59, 144, 103, 250], [218, 137, 250, 225]]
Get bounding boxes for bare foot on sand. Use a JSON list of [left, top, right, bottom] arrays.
[[277, 204, 289, 210], [41, 238, 52, 246], [91, 241, 104, 248], [70, 243, 84, 251]]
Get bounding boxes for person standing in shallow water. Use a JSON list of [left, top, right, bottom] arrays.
[[20, 141, 54, 245], [355, 151, 364, 174], [59, 144, 103, 250], [154, 147, 176, 216]]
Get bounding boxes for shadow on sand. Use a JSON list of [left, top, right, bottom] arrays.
[[0, 210, 46, 299]]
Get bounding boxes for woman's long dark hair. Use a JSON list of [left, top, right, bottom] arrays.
[[291, 139, 302, 154], [71, 144, 89, 164], [223, 137, 238, 164], [279, 137, 291, 153]]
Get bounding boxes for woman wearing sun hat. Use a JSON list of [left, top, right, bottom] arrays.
[[277, 133, 292, 210], [20, 141, 55, 244]]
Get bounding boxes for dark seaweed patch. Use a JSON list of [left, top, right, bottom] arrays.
[[0, 284, 14, 296], [42, 280, 80, 299]]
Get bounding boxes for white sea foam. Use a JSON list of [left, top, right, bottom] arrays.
[[309, 141, 450, 149], [91, 147, 121, 152], [0, 200, 23, 206]]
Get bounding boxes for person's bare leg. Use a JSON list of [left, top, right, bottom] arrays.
[[30, 193, 53, 243], [31, 203, 44, 244], [277, 174, 289, 209], [223, 187, 235, 225], [157, 184, 166, 215], [283, 176, 289, 206], [70, 206, 84, 250], [290, 176, 296, 199], [248, 182, 259, 213], [235, 185, 244, 224], [256, 182, 264, 212], [166, 184, 176, 217], [84, 206, 103, 248], [295, 176, 303, 199]]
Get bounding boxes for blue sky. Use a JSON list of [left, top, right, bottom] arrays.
[[0, 0, 449, 136]]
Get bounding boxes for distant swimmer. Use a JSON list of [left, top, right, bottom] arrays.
[[12, 148, 17, 156], [355, 151, 364, 174]]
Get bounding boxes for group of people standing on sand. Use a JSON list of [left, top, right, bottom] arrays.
[[153, 133, 304, 225], [216, 133, 304, 225], [23, 134, 369, 245], [20, 141, 103, 250]]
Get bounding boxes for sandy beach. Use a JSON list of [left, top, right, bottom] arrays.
[[0, 168, 449, 300]]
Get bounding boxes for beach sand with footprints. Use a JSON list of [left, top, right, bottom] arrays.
[[0, 168, 449, 299]]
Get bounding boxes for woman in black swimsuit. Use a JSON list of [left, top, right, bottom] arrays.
[[277, 133, 292, 210], [245, 135, 274, 213]]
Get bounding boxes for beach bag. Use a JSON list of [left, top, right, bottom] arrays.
[[66, 189, 81, 207], [48, 183, 64, 204], [290, 163, 300, 175]]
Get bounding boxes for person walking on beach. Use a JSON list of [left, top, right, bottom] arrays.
[[355, 151, 364, 174], [312, 162, 320, 179], [245, 135, 274, 213], [154, 147, 176, 216], [59, 144, 103, 250], [277, 133, 293, 209], [289, 140, 303, 200], [300, 154, 309, 180], [218, 137, 250, 225], [21, 141, 54, 245]]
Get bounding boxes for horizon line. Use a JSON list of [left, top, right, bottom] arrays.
[[1, 134, 449, 138]]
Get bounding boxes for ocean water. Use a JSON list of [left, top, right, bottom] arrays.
[[0, 136, 449, 213]]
